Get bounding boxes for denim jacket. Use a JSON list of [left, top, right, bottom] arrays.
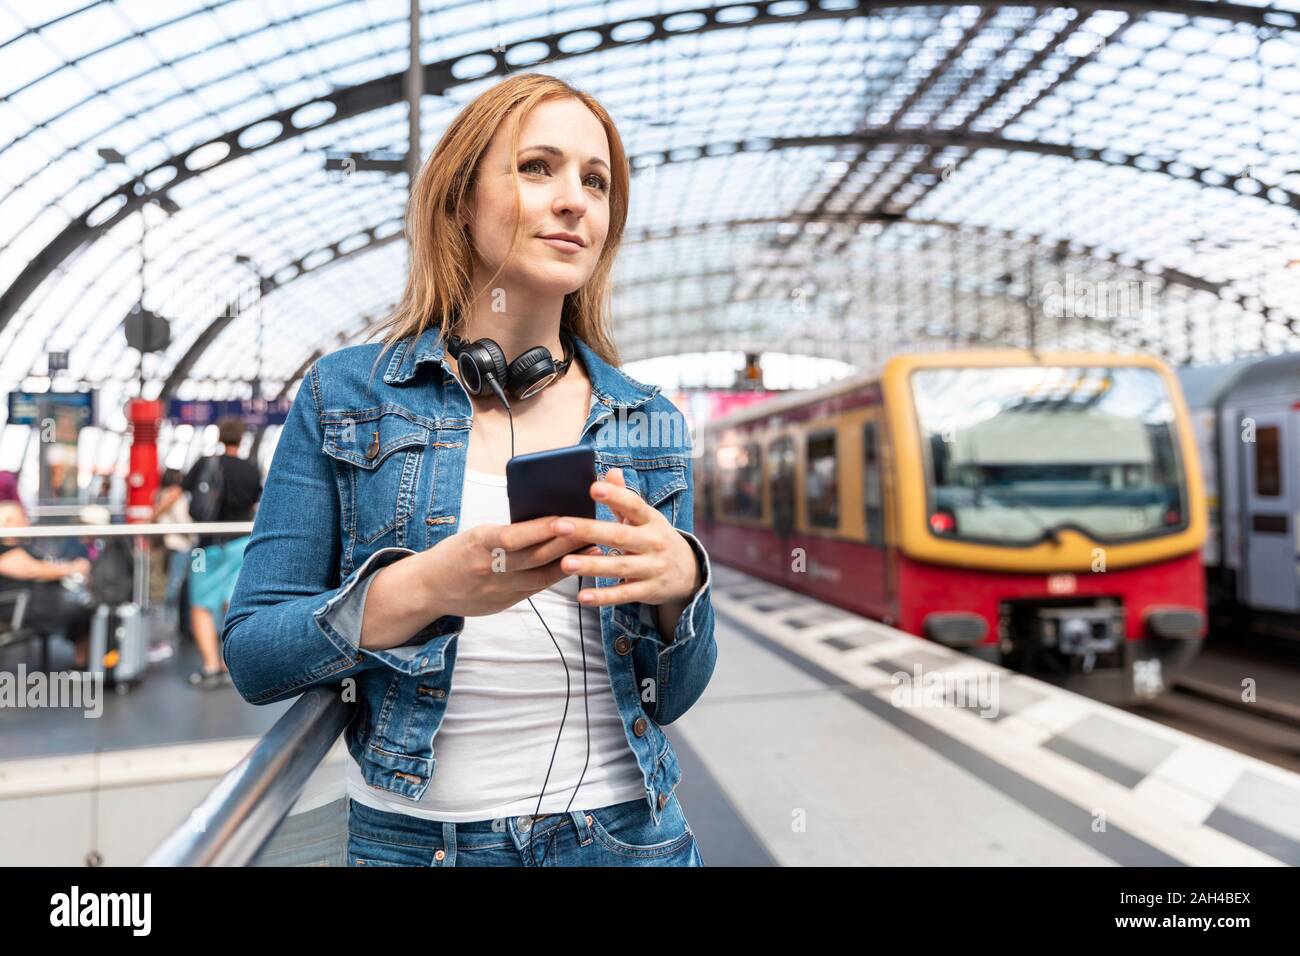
[[222, 327, 717, 827]]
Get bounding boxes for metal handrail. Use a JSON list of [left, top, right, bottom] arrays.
[[7, 515, 349, 865], [0, 522, 257, 614], [1, 521, 254, 539], [144, 685, 356, 866], [28, 504, 126, 518]]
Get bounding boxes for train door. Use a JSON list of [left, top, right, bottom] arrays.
[[860, 419, 891, 614], [769, 435, 796, 539], [699, 442, 715, 526], [1240, 409, 1300, 612]]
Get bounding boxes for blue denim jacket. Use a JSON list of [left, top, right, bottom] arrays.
[[222, 327, 716, 826]]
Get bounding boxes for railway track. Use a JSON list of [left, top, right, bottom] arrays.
[[1125, 637, 1300, 774]]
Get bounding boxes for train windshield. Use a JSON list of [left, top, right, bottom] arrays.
[[911, 366, 1187, 544]]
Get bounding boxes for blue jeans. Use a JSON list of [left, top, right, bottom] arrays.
[[346, 793, 705, 867]]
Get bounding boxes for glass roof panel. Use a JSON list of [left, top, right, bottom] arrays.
[[1, 0, 1298, 474]]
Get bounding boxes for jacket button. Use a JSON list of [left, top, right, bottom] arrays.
[[614, 636, 632, 655], [633, 717, 648, 736], [434, 849, 445, 861], [658, 792, 669, 810]]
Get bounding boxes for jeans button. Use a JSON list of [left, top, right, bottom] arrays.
[[434, 849, 445, 861], [517, 815, 532, 832]]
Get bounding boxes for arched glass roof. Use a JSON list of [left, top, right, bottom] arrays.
[[2, 0, 1298, 480]]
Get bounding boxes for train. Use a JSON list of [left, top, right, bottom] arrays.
[[1178, 352, 1300, 638], [695, 351, 1208, 703]]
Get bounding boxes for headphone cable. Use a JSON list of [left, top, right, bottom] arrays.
[[498, 397, 592, 867]]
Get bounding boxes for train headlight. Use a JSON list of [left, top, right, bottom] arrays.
[[929, 509, 957, 534]]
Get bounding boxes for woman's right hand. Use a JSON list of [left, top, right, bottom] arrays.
[[417, 516, 600, 618]]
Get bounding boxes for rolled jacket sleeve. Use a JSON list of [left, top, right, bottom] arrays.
[[314, 546, 413, 650], [626, 442, 717, 725], [221, 362, 460, 706], [317, 545, 466, 672]]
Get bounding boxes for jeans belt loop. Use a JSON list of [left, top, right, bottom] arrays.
[[569, 809, 594, 847], [441, 822, 456, 867]]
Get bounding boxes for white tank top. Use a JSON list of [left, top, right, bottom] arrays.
[[345, 467, 647, 821]]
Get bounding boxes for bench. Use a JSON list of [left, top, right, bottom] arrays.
[[0, 588, 53, 671]]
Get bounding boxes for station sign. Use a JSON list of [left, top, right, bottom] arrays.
[[166, 397, 291, 427], [6, 389, 96, 427]]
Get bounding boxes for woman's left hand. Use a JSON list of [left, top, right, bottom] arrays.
[[551, 468, 701, 607]]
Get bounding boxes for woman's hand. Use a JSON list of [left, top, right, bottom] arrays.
[[550, 467, 701, 608], [360, 515, 605, 652], [416, 516, 602, 619]]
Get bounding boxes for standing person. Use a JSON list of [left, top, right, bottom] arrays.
[[222, 73, 716, 867], [157, 418, 262, 688], [151, 468, 196, 644]]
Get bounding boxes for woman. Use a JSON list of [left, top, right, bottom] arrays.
[[0, 501, 94, 668], [223, 73, 717, 867], [151, 468, 196, 650]]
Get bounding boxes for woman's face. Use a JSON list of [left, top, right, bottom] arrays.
[[466, 96, 612, 299]]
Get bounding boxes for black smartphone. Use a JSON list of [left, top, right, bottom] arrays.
[[506, 444, 597, 525]]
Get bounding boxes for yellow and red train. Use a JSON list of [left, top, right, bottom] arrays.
[[696, 351, 1208, 702]]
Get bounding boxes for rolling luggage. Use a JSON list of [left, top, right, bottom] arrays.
[[89, 602, 149, 691]]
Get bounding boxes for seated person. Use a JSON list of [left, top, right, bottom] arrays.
[[0, 501, 94, 668]]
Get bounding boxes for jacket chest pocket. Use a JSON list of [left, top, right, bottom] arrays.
[[322, 409, 431, 547], [598, 456, 687, 524]]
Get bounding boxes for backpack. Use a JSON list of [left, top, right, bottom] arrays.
[[188, 455, 225, 523], [88, 537, 135, 606]]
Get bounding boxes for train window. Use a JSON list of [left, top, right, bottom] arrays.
[[718, 442, 763, 519], [1256, 426, 1281, 497], [863, 423, 884, 547], [768, 436, 796, 532], [806, 430, 839, 529], [911, 365, 1188, 544]]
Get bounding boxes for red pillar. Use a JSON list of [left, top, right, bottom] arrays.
[[126, 398, 163, 524]]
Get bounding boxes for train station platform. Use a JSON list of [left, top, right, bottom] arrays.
[[688, 565, 1300, 866], [2, 567, 1298, 866]]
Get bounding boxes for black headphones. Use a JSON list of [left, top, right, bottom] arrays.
[[446, 330, 574, 410]]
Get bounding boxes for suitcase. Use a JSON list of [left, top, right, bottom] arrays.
[[89, 602, 149, 691]]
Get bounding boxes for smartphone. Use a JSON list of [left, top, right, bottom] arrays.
[[506, 444, 597, 526]]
